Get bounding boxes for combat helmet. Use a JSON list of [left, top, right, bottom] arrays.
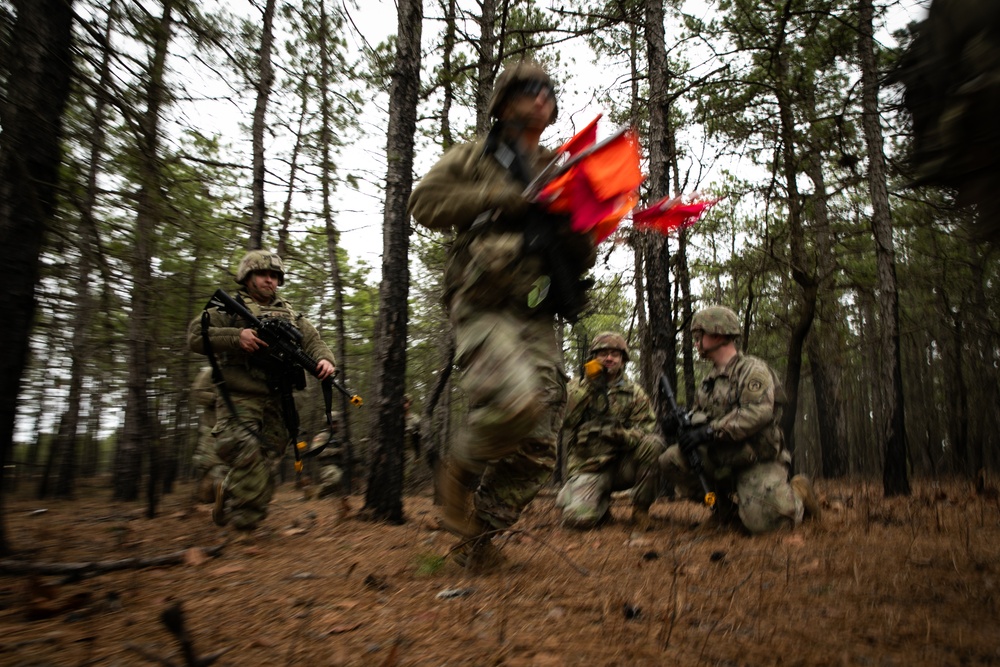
[[235, 249, 284, 285], [487, 60, 558, 124], [590, 331, 629, 362], [691, 306, 741, 338]]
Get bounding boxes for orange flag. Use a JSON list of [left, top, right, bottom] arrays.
[[632, 193, 721, 233], [537, 127, 644, 242], [558, 114, 601, 157]]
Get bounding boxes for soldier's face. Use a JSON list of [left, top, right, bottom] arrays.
[[246, 270, 280, 304], [594, 348, 624, 377], [694, 330, 724, 358], [502, 81, 556, 131]]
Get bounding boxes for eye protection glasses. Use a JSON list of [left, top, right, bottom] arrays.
[[512, 78, 554, 100]]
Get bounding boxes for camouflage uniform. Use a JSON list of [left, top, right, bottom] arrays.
[[308, 427, 345, 499], [660, 307, 804, 534], [403, 405, 425, 491], [557, 335, 663, 528], [407, 63, 593, 551], [191, 367, 226, 503], [188, 251, 335, 531]]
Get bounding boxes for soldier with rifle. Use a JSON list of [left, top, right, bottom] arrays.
[[407, 60, 597, 570], [187, 250, 337, 538], [658, 305, 821, 534]]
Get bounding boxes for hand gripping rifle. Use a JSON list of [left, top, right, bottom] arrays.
[[658, 375, 716, 509], [205, 290, 362, 479]]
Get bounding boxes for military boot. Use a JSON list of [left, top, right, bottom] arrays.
[[195, 475, 216, 504], [790, 475, 822, 522], [631, 507, 652, 532], [451, 536, 506, 573], [437, 459, 482, 538], [212, 480, 228, 527]]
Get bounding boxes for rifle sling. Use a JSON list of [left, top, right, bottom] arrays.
[[200, 298, 335, 459]]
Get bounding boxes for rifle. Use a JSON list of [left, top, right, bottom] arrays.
[[658, 375, 716, 509], [206, 289, 362, 479], [208, 289, 362, 401]]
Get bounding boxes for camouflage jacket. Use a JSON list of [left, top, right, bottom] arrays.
[[692, 352, 786, 466], [562, 371, 657, 473], [407, 138, 594, 318], [187, 289, 335, 397], [191, 367, 217, 409]]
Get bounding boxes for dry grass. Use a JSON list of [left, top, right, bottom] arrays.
[[0, 477, 997, 666]]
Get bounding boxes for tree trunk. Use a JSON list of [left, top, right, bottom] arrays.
[[773, 0, 817, 455], [364, 0, 422, 523], [643, 0, 677, 393], [474, 0, 498, 135], [249, 0, 277, 249], [114, 0, 174, 513], [859, 0, 909, 496], [56, 2, 117, 499], [0, 0, 75, 555], [277, 84, 309, 258], [315, 0, 355, 488]]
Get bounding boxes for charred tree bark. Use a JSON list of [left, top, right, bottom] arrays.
[[0, 0, 75, 555], [315, 0, 354, 483], [248, 0, 277, 249], [114, 0, 174, 513], [643, 0, 677, 394], [363, 0, 422, 523], [773, 0, 817, 456], [859, 0, 909, 496]]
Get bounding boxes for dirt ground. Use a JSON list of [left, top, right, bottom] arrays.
[[0, 476, 997, 667]]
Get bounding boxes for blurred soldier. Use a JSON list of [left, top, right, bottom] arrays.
[[191, 366, 226, 503], [305, 412, 345, 500], [557, 332, 663, 530], [892, 0, 1000, 242], [659, 305, 821, 534], [188, 250, 336, 536], [407, 60, 596, 570], [402, 394, 425, 491]]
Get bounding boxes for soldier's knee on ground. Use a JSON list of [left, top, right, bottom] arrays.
[[735, 462, 801, 534]]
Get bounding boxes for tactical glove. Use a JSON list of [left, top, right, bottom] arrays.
[[660, 411, 684, 439], [679, 424, 714, 453]]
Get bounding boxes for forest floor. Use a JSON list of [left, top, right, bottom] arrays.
[[0, 475, 998, 667]]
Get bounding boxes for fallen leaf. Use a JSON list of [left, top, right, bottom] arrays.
[[328, 622, 362, 634], [783, 534, 805, 547], [210, 564, 247, 576], [330, 600, 360, 610], [800, 558, 822, 573], [183, 547, 209, 567]]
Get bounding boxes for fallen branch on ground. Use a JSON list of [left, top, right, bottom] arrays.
[[0, 542, 227, 579]]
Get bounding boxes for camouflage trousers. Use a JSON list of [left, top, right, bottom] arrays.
[[212, 393, 290, 530], [557, 433, 663, 528], [192, 408, 227, 503], [448, 307, 567, 531], [660, 445, 804, 534], [314, 460, 344, 499]]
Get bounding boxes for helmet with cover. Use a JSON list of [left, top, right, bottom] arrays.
[[236, 250, 285, 286], [487, 60, 559, 124], [691, 306, 741, 338], [589, 331, 629, 362]]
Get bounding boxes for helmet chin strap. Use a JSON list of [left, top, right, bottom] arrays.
[[697, 334, 727, 358]]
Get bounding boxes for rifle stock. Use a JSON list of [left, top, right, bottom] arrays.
[[658, 375, 716, 509]]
